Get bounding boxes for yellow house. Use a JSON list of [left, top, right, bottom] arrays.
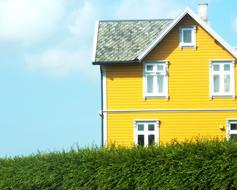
[[92, 4, 237, 147]]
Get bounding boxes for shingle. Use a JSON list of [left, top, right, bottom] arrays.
[[94, 19, 173, 63]]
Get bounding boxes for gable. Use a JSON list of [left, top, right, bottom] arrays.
[[139, 8, 237, 61], [145, 14, 235, 61]]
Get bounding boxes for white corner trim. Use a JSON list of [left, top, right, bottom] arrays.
[[91, 21, 99, 63], [103, 65, 107, 146], [137, 8, 237, 60]]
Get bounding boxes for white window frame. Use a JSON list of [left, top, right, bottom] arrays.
[[209, 60, 235, 99], [227, 119, 237, 141], [179, 26, 196, 48], [143, 61, 169, 98], [134, 120, 159, 146]]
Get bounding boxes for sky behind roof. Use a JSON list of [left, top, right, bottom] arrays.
[[0, 0, 237, 157]]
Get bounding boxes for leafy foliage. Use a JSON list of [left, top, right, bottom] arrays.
[[1, 139, 237, 189]]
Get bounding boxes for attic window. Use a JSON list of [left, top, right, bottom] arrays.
[[180, 26, 196, 47]]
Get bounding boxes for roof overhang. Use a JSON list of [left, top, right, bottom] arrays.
[[137, 8, 237, 60], [92, 60, 140, 65]]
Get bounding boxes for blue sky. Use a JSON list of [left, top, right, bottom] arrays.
[[0, 0, 237, 157]]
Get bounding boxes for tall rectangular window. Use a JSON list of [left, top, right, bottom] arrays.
[[134, 121, 159, 146], [210, 61, 235, 98], [144, 61, 168, 97]]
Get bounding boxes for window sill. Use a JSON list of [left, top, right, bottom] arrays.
[[144, 95, 169, 99], [180, 45, 196, 48], [210, 95, 235, 99]]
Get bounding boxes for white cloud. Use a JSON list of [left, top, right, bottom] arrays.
[[24, 1, 99, 79], [23, 0, 189, 78], [68, 1, 97, 42], [0, 0, 66, 44], [115, 0, 184, 19]]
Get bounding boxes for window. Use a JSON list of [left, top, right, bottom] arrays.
[[180, 26, 196, 47], [134, 121, 159, 146], [227, 120, 237, 141], [210, 61, 235, 98], [144, 61, 168, 98]]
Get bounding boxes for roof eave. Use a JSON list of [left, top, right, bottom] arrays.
[[92, 60, 140, 65]]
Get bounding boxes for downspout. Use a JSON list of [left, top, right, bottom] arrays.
[[100, 65, 104, 147]]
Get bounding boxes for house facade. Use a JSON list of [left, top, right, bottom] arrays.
[[92, 4, 237, 147]]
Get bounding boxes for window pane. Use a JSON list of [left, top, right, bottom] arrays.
[[138, 135, 144, 146], [138, 124, 144, 131], [157, 65, 164, 71], [224, 75, 230, 93], [148, 135, 155, 145], [230, 134, 237, 141], [148, 124, 155, 131], [157, 75, 164, 93], [224, 64, 230, 71], [230, 124, 237, 130], [213, 65, 220, 71], [213, 75, 220, 93], [147, 75, 153, 93], [146, 65, 153, 72], [183, 30, 192, 43]]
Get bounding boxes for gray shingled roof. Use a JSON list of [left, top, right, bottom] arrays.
[[94, 19, 173, 63]]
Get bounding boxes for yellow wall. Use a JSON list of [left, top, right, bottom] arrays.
[[107, 112, 234, 146], [106, 15, 237, 145]]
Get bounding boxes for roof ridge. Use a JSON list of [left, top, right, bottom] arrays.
[[99, 19, 174, 23]]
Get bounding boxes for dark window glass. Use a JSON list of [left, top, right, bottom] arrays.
[[138, 135, 144, 146], [148, 124, 155, 131], [230, 134, 237, 141], [230, 124, 237, 130], [138, 124, 144, 131], [183, 30, 192, 43], [148, 135, 155, 145]]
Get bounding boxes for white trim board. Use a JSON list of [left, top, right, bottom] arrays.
[[103, 65, 107, 146], [137, 8, 237, 60], [104, 108, 237, 113]]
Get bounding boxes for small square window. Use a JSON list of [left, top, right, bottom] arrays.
[[183, 30, 192, 43], [157, 65, 164, 71], [213, 65, 220, 71], [148, 124, 155, 131], [146, 65, 154, 72], [138, 124, 144, 131], [224, 64, 230, 71], [180, 26, 196, 47], [135, 122, 158, 146]]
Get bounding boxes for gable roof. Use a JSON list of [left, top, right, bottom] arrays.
[[92, 8, 237, 65]]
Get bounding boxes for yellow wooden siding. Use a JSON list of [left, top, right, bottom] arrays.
[[106, 15, 237, 145], [106, 15, 237, 110], [107, 112, 234, 146]]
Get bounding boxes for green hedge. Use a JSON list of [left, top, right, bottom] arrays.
[[1, 139, 237, 189]]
